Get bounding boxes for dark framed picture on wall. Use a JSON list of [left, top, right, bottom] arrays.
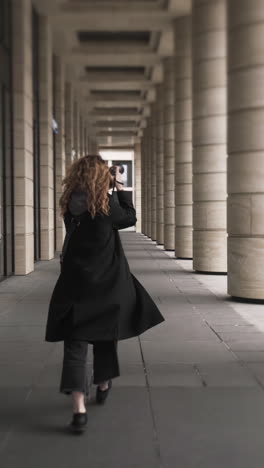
[[112, 160, 132, 188]]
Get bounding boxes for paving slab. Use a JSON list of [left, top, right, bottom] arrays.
[[0, 388, 31, 432], [141, 320, 217, 342], [0, 303, 48, 325], [195, 362, 258, 387], [141, 339, 238, 365], [0, 342, 55, 363], [150, 388, 264, 468], [234, 351, 264, 363], [146, 363, 203, 387], [0, 325, 44, 342], [217, 331, 264, 342], [246, 363, 264, 386]]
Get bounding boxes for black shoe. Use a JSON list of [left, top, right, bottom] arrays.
[[96, 380, 112, 405], [69, 412, 88, 433]]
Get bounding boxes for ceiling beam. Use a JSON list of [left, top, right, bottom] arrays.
[[80, 80, 153, 92], [49, 11, 173, 32], [64, 52, 160, 67], [98, 145, 135, 150], [71, 44, 151, 54], [95, 121, 138, 128], [60, 1, 166, 13], [87, 98, 144, 108], [92, 113, 141, 121], [96, 127, 138, 134]]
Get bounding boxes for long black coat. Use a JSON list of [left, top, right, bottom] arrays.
[[45, 190, 164, 342]]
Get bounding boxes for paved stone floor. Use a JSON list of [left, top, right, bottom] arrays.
[[0, 232, 264, 467]]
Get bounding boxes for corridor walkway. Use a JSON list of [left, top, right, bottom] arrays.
[[0, 232, 264, 467]]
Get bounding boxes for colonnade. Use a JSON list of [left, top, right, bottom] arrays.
[[12, 0, 98, 274], [140, 0, 264, 301]]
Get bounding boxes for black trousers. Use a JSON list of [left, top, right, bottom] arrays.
[[60, 338, 120, 396]]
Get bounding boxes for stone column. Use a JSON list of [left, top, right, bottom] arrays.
[[87, 137, 92, 153], [144, 132, 148, 236], [88, 138, 93, 153], [227, 0, 264, 300], [79, 112, 83, 158], [134, 142, 142, 233], [84, 118, 88, 154], [156, 84, 164, 245], [39, 16, 54, 260], [89, 138, 98, 154], [192, 0, 227, 272], [12, 0, 34, 274], [53, 55, 66, 251], [73, 95, 80, 159], [65, 81, 74, 169], [87, 127, 91, 154], [174, 16, 193, 259], [151, 105, 157, 241], [86, 122, 91, 154], [84, 118, 88, 155], [141, 133, 147, 235], [146, 123, 152, 237], [87, 129, 91, 153], [79, 112, 84, 157], [83, 124, 86, 154], [83, 122, 86, 156], [163, 57, 176, 250]]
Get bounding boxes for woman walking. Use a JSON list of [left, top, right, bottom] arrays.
[[45, 154, 164, 433]]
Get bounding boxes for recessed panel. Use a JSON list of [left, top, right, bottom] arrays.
[[91, 90, 141, 96], [96, 120, 137, 126], [97, 130, 137, 136], [94, 107, 140, 113], [78, 31, 151, 44], [85, 66, 145, 75]]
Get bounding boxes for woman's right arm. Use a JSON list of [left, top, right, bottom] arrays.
[[109, 167, 137, 230]]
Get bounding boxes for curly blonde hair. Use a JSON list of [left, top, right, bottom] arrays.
[[59, 154, 112, 219]]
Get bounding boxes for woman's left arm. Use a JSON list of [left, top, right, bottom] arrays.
[[63, 210, 73, 232], [109, 191, 137, 230]]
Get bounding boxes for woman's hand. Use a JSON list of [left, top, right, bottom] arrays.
[[115, 166, 124, 191]]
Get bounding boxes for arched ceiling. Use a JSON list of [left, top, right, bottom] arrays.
[[33, 0, 191, 148]]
